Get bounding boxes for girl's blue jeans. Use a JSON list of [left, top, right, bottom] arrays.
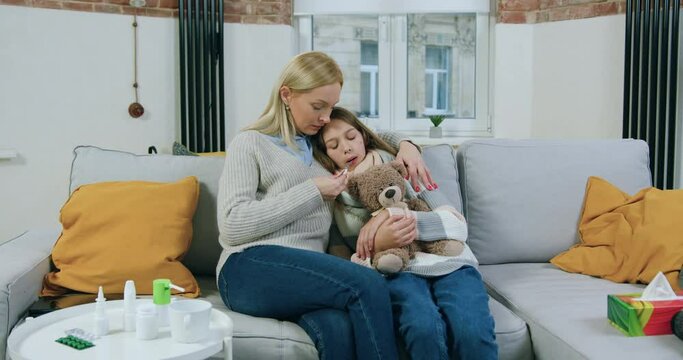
[[218, 245, 398, 360], [387, 266, 499, 360]]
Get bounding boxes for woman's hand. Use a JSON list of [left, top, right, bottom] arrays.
[[396, 141, 436, 192], [313, 172, 348, 201]]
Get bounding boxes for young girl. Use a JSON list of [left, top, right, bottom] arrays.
[[312, 107, 498, 360]]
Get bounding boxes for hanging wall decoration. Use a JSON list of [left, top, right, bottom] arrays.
[[128, 13, 145, 118]]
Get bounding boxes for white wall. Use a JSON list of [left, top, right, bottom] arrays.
[[224, 23, 294, 143], [0, 7, 178, 242], [494, 15, 625, 139], [493, 24, 534, 138], [531, 15, 624, 138], [0, 6, 293, 242]]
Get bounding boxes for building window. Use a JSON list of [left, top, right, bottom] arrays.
[[361, 41, 379, 117], [424, 45, 450, 114], [294, 0, 491, 137]]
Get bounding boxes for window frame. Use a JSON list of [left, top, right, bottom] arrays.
[[294, 0, 492, 138]]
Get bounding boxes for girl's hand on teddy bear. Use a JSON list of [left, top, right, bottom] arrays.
[[357, 210, 417, 259], [356, 210, 389, 259], [313, 173, 348, 200], [374, 213, 417, 253]]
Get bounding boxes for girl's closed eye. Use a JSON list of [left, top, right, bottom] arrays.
[[346, 129, 359, 140]]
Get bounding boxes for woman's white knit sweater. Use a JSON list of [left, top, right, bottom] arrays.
[[216, 131, 333, 274], [216, 130, 408, 275]]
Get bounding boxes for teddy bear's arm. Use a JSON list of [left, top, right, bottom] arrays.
[[406, 198, 431, 212]]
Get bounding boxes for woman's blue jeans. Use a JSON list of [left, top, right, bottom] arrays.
[[218, 245, 398, 360], [387, 266, 498, 360]]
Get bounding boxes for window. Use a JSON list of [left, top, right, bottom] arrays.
[[294, 0, 491, 137], [424, 46, 451, 114], [360, 41, 379, 117]]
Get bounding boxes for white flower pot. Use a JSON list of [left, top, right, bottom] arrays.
[[429, 126, 442, 138]]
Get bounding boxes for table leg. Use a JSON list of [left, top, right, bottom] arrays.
[[223, 336, 233, 360]]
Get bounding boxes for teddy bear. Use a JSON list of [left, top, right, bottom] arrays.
[[346, 160, 465, 274]]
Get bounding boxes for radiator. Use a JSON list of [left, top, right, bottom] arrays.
[[178, 0, 225, 153], [623, 0, 680, 189]]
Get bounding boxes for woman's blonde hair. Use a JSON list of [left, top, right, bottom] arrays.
[[312, 107, 397, 173], [245, 51, 344, 149]]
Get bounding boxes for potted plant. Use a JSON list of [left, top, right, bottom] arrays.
[[428, 115, 445, 138]]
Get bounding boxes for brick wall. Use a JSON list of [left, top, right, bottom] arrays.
[[0, 0, 292, 24], [499, 0, 626, 24], [0, 0, 677, 24], [224, 0, 290, 24], [499, 0, 683, 24]]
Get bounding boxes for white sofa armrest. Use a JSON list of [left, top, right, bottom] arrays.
[[0, 227, 59, 360]]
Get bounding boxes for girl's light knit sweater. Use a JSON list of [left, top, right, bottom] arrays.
[[332, 150, 479, 277]]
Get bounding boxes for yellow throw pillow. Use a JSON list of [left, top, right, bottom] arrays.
[[197, 151, 226, 157], [42, 176, 201, 297], [551, 176, 683, 290]]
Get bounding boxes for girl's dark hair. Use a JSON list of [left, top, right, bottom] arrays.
[[312, 107, 397, 173]]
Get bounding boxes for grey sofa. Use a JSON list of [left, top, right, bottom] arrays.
[[2, 139, 682, 359]]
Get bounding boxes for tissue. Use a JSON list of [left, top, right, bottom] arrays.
[[635, 272, 683, 301], [608, 272, 683, 336]]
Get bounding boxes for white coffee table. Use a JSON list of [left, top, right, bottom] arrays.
[[7, 299, 233, 360]]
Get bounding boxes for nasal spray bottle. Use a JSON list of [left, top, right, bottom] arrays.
[[94, 286, 109, 337], [153, 279, 185, 326], [123, 280, 137, 332]]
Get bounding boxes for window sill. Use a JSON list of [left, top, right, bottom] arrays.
[[408, 136, 481, 147], [0, 149, 17, 159]]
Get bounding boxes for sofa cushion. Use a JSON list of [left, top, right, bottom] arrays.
[[197, 276, 318, 359], [488, 296, 533, 360], [480, 263, 683, 360], [69, 146, 225, 276], [456, 139, 651, 264], [198, 276, 532, 360], [173, 141, 226, 157], [42, 177, 200, 297], [422, 144, 463, 213], [0, 228, 58, 360]]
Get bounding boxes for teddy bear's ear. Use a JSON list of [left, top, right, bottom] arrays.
[[389, 160, 408, 178], [347, 176, 360, 198]]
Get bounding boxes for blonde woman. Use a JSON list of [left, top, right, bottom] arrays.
[[216, 51, 434, 359]]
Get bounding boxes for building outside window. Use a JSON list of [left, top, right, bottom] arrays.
[[294, 0, 491, 137], [424, 45, 451, 115], [360, 41, 379, 117]]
